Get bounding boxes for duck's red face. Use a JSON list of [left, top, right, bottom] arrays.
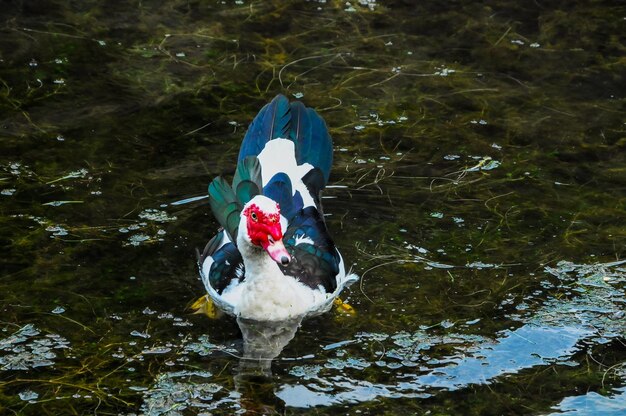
[[243, 202, 291, 265]]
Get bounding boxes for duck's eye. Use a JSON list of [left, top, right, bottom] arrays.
[[250, 212, 258, 222]]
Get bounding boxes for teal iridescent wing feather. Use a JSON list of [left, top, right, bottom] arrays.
[[208, 176, 241, 242], [232, 156, 262, 206]]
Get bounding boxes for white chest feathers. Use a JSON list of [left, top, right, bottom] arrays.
[[223, 272, 327, 321]]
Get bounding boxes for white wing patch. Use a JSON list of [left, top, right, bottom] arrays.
[[257, 139, 316, 208], [294, 234, 315, 246], [235, 264, 245, 279]]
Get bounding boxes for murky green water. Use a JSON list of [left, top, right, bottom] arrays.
[[1, 1, 625, 414]]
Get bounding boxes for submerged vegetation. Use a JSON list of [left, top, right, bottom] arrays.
[[1, 0, 624, 414]]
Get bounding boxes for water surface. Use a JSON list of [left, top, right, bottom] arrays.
[[1, 1, 625, 414]]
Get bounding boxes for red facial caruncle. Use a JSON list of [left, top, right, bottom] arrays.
[[244, 202, 291, 265]]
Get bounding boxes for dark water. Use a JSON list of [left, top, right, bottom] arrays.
[[1, 1, 625, 414]]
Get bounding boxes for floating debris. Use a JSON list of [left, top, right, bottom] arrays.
[[127, 233, 151, 246], [3, 161, 33, 177], [358, 0, 378, 11], [139, 370, 236, 416], [440, 320, 455, 329], [45, 225, 68, 237], [1, 188, 16, 196], [19, 389, 39, 401], [172, 319, 193, 327], [138, 209, 177, 223], [169, 194, 209, 206], [325, 356, 371, 370], [466, 261, 498, 269], [46, 169, 89, 184], [130, 330, 151, 339], [481, 159, 501, 170], [534, 260, 626, 341], [183, 335, 237, 357], [142, 346, 172, 355], [405, 244, 428, 254], [142, 307, 157, 315], [425, 261, 454, 269], [51, 306, 66, 314], [290, 364, 323, 380], [434, 66, 456, 76], [465, 156, 500, 172], [0, 324, 70, 371], [430, 212, 444, 219], [42, 200, 84, 207]]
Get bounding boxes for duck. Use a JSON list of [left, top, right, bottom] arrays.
[[198, 94, 358, 321]]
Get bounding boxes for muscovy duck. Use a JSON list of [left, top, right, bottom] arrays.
[[198, 94, 358, 321]]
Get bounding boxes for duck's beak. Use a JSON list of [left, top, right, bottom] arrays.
[[263, 236, 291, 266]]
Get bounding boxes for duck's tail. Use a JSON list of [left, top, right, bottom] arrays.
[[238, 94, 333, 187]]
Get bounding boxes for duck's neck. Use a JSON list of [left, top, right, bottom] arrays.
[[237, 235, 283, 282]]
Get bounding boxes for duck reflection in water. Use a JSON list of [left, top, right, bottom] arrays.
[[233, 316, 304, 415]]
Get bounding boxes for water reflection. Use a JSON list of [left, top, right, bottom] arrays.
[[276, 324, 589, 407], [548, 386, 626, 416], [234, 316, 303, 415], [236, 317, 303, 374], [276, 260, 626, 408]]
